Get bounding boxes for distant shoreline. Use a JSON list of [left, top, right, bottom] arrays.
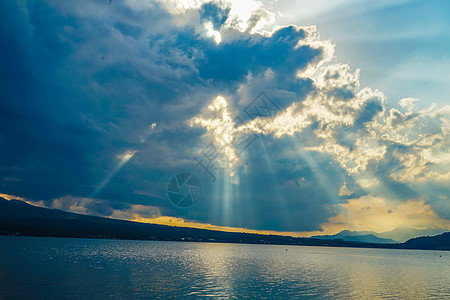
[[1, 198, 449, 251], [1, 232, 449, 252]]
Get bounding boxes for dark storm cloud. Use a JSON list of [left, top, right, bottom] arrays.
[[0, 0, 334, 230], [0, 1, 101, 200]]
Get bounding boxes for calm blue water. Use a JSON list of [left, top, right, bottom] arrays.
[[0, 236, 448, 299]]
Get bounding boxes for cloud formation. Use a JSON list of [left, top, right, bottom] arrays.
[[0, 0, 448, 234], [192, 47, 449, 183]]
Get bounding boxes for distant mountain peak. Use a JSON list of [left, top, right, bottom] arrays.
[[311, 231, 396, 244]]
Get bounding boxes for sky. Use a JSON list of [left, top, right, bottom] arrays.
[[1, 0, 449, 238]]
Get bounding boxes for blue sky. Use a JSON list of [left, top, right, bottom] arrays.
[[0, 0, 449, 237], [275, 0, 450, 109]]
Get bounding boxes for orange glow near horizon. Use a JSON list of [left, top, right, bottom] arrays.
[[2, 192, 449, 239]]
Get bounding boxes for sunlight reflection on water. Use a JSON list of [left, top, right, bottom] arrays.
[[0, 236, 449, 299]]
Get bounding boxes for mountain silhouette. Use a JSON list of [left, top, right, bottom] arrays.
[[1, 198, 448, 250], [312, 227, 448, 243], [311, 230, 396, 244]]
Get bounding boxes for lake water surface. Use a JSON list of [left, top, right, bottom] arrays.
[[0, 236, 448, 299]]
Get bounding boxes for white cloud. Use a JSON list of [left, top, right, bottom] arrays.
[[338, 182, 352, 196], [295, 25, 335, 77], [204, 21, 222, 43], [189, 95, 239, 171], [190, 21, 449, 184], [399, 97, 418, 111], [156, 0, 275, 35]]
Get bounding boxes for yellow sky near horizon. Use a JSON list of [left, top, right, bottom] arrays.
[[2, 192, 448, 239]]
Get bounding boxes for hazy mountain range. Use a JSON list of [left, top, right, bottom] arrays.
[[312, 227, 448, 243]]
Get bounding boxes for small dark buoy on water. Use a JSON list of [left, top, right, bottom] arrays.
[[286, 249, 288, 251]]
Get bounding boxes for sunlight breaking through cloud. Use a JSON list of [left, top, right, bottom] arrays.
[[1, 0, 449, 236], [191, 29, 450, 182]]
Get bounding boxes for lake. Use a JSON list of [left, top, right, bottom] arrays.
[[0, 236, 448, 299]]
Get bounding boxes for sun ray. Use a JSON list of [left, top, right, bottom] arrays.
[[90, 150, 137, 198]]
